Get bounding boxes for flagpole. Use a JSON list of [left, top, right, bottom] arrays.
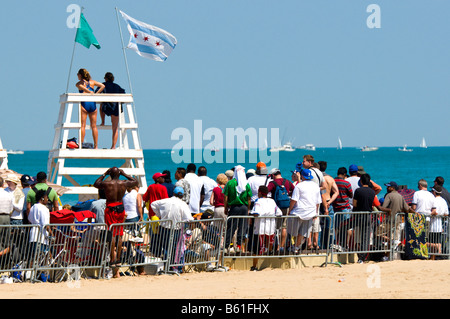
[[115, 7, 133, 95], [65, 7, 84, 93]]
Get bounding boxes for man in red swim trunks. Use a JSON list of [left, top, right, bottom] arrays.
[[94, 167, 138, 277]]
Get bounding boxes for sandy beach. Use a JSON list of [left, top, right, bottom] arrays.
[[1, 259, 450, 300]]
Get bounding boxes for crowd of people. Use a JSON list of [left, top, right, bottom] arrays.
[[1, 154, 449, 277]]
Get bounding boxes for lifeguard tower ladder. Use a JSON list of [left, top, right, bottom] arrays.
[[47, 93, 147, 200], [0, 138, 8, 170]]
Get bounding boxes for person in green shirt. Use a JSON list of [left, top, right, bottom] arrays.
[[223, 165, 252, 253], [26, 172, 59, 219]]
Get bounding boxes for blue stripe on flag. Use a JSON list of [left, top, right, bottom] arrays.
[[125, 19, 176, 49], [133, 41, 168, 61]]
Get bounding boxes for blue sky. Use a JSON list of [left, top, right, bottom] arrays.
[[1, 0, 449, 150]]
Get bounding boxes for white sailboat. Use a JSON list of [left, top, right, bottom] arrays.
[[420, 137, 427, 148], [241, 139, 248, 150], [337, 137, 342, 150]]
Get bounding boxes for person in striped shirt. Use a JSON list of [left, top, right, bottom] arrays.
[[333, 167, 353, 250]]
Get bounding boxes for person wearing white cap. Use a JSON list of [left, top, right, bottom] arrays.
[[5, 175, 25, 225]]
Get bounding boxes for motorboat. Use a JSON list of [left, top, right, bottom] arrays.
[[398, 145, 413, 152], [278, 142, 295, 152], [298, 144, 316, 151], [360, 146, 378, 152], [6, 150, 24, 155]]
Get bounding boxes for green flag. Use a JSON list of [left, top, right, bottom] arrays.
[[75, 13, 101, 49]]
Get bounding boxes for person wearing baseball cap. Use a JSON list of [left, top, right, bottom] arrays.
[[173, 186, 184, 197], [152, 172, 167, 181], [143, 172, 169, 218], [384, 181, 399, 191], [248, 162, 271, 205]]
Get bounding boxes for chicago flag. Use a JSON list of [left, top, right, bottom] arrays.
[[119, 10, 177, 62]]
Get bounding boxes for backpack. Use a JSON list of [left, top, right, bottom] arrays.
[[32, 186, 55, 212], [270, 179, 290, 208]]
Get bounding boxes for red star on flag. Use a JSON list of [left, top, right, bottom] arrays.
[[144, 36, 149, 42], [134, 33, 138, 38], [155, 41, 161, 46]]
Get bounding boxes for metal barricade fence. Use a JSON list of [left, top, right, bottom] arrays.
[[34, 223, 109, 282], [223, 215, 332, 262], [394, 213, 450, 260], [108, 219, 174, 275], [0, 224, 41, 282], [330, 211, 393, 263], [168, 218, 226, 273]]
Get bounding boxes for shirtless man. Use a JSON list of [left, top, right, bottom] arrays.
[[318, 161, 339, 249], [94, 167, 138, 277]]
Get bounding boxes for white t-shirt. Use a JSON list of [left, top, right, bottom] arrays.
[[0, 188, 13, 215], [5, 187, 24, 220], [123, 189, 139, 220], [248, 174, 271, 202], [412, 189, 435, 214], [345, 176, 360, 208], [430, 196, 449, 233], [290, 181, 321, 220], [151, 197, 194, 229], [28, 203, 50, 244], [199, 176, 218, 212], [309, 167, 324, 188], [251, 197, 282, 235], [184, 173, 204, 214]]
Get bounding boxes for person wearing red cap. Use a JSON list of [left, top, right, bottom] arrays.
[[143, 172, 169, 218]]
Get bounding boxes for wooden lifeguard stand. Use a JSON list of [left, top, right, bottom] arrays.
[[47, 93, 147, 200], [0, 137, 8, 170]]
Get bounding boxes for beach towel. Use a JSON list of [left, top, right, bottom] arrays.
[[234, 165, 247, 195], [50, 209, 96, 224], [105, 202, 126, 236], [404, 213, 428, 260]]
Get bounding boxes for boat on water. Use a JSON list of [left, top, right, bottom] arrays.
[[241, 139, 248, 151], [6, 150, 24, 155], [398, 145, 413, 152], [282, 142, 296, 152], [274, 142, 295, 152], [337, 137, 342, 150], [420, 137, 427, 148], [298, 144, 316, 151], [360, 146, 378, 152]]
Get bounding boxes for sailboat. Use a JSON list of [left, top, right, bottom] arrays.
[[420, 137, 427, 149], [241, 139, 248, 150], [337, 137, 342, 150]]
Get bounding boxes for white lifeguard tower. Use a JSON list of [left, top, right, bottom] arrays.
[[0, 138, 8, 170], [47, 93, 147, 201]]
